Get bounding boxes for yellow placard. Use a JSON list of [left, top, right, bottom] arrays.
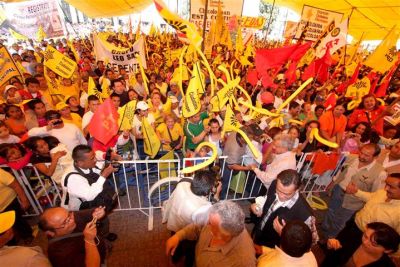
[[43, 46, 77, 78]]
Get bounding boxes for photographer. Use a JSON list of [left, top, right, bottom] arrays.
[[28, 110, 87, 152], [39, 206, 109, 267], [61, 145, 118, 213]]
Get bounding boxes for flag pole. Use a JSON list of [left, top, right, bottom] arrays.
[[201, 0, 209, 52], [343, 7, 355, 66]]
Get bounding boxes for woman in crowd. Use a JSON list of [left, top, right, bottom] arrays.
[[156, 114, 184, 153], [341, 122, 371, 154], [206, 118, 224, 156], [348, 94, 387, 135], [3, 105, 27, 138]]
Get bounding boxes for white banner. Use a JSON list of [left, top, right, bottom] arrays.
[[295, 5, 343, 42], [4, 0, 65, 39], [315, 19, 348, 58], [190, 0, 244, 31], [93, 36, 146, 74]]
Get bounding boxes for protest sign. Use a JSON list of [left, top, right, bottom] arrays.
[[190, 0, 244, 31], [3, 0, 65, 39], [295, 5, 343, 41], [93, 35, 146, 74]]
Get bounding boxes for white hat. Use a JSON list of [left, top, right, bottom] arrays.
[[4, 85, 17, 96], [169, 96, 178, 104], [136, 101, 149, 111]]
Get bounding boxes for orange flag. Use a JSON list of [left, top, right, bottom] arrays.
[[88, 98, 119, 145]]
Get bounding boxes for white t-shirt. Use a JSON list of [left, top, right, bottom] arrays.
[[81, 110, 94, 131], [131, 114, 155, 136], [28, 123, 87, 152], [0, 135, 20, 144]]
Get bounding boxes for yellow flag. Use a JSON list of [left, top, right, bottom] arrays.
[[364, 26, 400, 73], [154, 0, 202, 49], [159, 150, 176, 179], [100, 81, 112, 99], [9, 29, 28, 41], [235, 27, 244, 58], [88, 76, 102, 102], [182, 62, 203, 118], [135, 53, 149, 95], [345, 77, 371, 99], [44, 46, 77, 78], [0, 47, 22, 86], [118, 100, 137, 130], [149, 23, 157, 36], [142, 117, 161, 158], [36, 25, 47, 42], [67, 40, 80, 62], [135, 19, 141, 41]]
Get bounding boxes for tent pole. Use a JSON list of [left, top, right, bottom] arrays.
[[201, 0, 209, 52], [343, 7, 355, 66]]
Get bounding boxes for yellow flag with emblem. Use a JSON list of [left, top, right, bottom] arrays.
[[154, 0, 202, 49], [222, 104, 261, 159], [364, 26, 399, 73], [142, 117, 161, 158], [118, 100, 137, 130], [9, 29, 28, 41], [0, 47, 22, 86], [88, 76, 102, 102], [44, 46, 77, 78], [182, 62, 203, 118]]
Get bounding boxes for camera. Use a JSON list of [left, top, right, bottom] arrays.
[[104, 148, 121, 169], [52, 119, 63, 126]]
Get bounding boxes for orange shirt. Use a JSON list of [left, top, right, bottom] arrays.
[[319, 111, 347, 138]]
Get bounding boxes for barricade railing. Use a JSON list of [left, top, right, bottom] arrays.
[[1, 151, 346, 224]]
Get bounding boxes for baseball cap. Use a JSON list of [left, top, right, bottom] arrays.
[[136, 101, 149, 111], [4, 85, 17, 96], [56, 102, 69, 111], [0, 210, 15, 234]]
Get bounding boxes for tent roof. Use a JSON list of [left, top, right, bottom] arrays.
[[263, 0, 400, 40], [64, 0, 152, 18]]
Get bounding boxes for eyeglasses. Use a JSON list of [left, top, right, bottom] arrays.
[[53, 211, 73, 230]]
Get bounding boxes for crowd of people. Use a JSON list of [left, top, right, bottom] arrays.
[[0, 26, 400, 267]]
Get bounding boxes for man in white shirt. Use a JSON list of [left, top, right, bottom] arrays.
[[61, 145, 116, 211], [28, 110, 87, 152], [258, 220, 318, 267], [250, 133, 297, 187], [81, 95, 100, 137]]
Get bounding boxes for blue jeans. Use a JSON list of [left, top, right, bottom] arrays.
[[221, 166, 234, 200], [321, 184, 356, 239]]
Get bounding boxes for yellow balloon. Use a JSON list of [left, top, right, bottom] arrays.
[[239, 100, 281, 117], [309, 128, 339, 148], [181, 142, 217, 174], [276, 78, 313, 113], [307, 195, 328, 210], [347, 99, 360, 110], [288, 119, 303, 125]]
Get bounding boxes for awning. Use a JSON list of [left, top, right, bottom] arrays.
[[64, 0, 152, 18], [263, 0, 400, 40]]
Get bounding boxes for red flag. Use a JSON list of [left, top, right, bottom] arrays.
[[349, 63, 361, 85], [367, 72, 378, 94], [260, 71, 274, 88], [246, 69, 258, 86], [302, 61, 316, 81], [88, 98, 119, 145], [375, 63, 399, 97], [285, 61, 297, 86], [289, 42, 312, 62], [314, 46, 333, 83], [255, 44, 299, 71]]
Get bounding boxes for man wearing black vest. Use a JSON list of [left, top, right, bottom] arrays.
[[250, 169, 316, 253], [61, 145, 117, 212]]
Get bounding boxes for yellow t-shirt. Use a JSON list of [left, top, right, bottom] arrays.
[[0, 168, 17, 211], [62, 113, 82, 130], [156, 123, 183, 151]]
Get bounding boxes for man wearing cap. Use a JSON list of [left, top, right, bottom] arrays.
[[0, 210, 51, 266], [28, 110, 87, 152], [132, 101, 155, 159], [3, 85, 22, 104]]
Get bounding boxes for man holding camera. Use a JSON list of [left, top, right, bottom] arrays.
[[61, 145, 118, 213], [28, 110, 87, 152], [39, 206, 108, 267]]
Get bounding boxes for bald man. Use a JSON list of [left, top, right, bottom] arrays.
[[39, 207, 109, 267]]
